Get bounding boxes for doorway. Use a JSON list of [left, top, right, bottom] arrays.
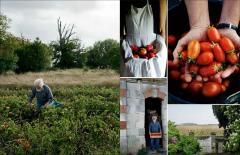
[[145, 97, 163, 148]]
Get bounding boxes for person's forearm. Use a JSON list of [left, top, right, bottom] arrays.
[[160, 0, 167, 38], [219, 0, 240, 25], [185, 0, 210, 28]]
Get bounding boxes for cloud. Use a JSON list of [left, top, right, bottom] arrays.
[[1, 0, 120, 46], [168, 105, 219, 125]]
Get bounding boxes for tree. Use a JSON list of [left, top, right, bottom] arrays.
[[0, 14, 10, 45], [212, 105, 240, 153], [86, 39, 119, 71], [51, 18, 84, 68], [212, 106, 228, 129], [0, 46, 18, 74], [0, 14, 18, 74], [15, 38, 52, 73]]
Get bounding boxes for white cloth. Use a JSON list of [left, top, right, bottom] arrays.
[[122, 0, 167, 77]]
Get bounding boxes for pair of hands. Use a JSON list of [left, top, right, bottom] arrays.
[[173, 28, 240, 79]]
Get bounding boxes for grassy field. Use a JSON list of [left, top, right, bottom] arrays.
[[0, 69, 119, 86], [176, 124, 224, 136], [0, 69, 119, 154]]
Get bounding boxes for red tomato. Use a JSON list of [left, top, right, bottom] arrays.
[[130, 44, 139, 53], [200, 42, 212, 52], [170, 70, 180, 80], [188, 81, 203, 95], [181, 82, 189, 90], [187, 40, 200, 63], [202, 82, 221, 97], [146, 45, 154, 52], [207, 26, 221, 42], [212, 43, 225, 63], [168, 35, 177, 46], [189, 64, 199, 75], [180, 66, 186, 74], [199, 62, 222, 77], [168, 60, 179, 70], [226, 52, 238, 65], [148, 53, 156, 59], [197, 51, 214, 65], [133, 54, 139, 59], [139, 48, 147, 56], [220, 37, 235, 52], [178, 50, 187, 62]]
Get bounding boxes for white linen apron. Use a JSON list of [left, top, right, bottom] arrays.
[[122, 0, 167, 77]]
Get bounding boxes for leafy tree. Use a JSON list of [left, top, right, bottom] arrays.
[[212, 105, 240, 153], [15, 38, 52, 73], [0, 14, 18, 74], [212, 105, 228, 129], [0, 46, 18, 74], [168, 121, 201, 155], [86, 39, 119, 71], [51, 18, 84, 68], [0, 14, 10, 45]]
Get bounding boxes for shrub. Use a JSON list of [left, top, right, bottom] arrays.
[[168, 121, 201, 155], [0, 46, 18, 74], [86, 39, 120, 71], [15, 38, 52, 73]]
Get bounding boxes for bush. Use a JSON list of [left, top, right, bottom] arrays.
[[0, 46, 18, 74], [168, 121, 201, 155], [86, 39, 120, 71], [15, 38, 52, 73]]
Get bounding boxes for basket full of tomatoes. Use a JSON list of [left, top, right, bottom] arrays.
[[168, 26, 240, 104], [130, 44, 158, 60]]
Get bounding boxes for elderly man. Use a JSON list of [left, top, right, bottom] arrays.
[[28, 78, 53, 109]]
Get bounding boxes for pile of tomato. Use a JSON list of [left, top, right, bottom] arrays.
[[168, 26, 239, 98], [130, 44, 158, 59]]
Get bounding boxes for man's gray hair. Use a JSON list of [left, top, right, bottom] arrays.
[[34, 78, 44, 88]]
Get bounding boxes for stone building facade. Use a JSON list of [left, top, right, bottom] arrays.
[[120, 79, 167, 155]]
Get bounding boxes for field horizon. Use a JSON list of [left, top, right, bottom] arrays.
[[176, 124, 224, 136], [0, 69, 119, 87]]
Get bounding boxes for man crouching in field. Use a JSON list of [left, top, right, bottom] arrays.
[[28, 78, 53, 109]]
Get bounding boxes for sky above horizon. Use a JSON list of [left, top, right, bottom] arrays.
[[1, 0, 120, 47], [168, 105, 219, 125]]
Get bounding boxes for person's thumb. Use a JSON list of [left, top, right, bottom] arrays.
[[173, 39, 187, 64]]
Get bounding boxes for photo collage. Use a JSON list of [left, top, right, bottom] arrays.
[[0, 0, 240, 155]]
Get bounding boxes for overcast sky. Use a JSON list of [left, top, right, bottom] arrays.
[[168, 105, 219, 125], [1, 0, 120, 47]]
